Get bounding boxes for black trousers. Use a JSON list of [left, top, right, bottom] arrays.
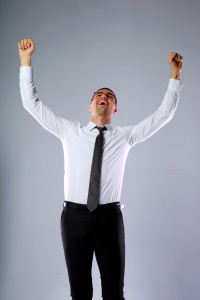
[[60, 201, 125, 300]]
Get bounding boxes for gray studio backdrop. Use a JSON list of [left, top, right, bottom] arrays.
[[0, 0, 200, 299]]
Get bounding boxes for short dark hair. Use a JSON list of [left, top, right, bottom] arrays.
[[90, 87, 117, 106]]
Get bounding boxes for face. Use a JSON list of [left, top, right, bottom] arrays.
[[89, 89, 117, 116]]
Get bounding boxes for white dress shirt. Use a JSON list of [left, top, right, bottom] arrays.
[[19, 66, 183, 206]]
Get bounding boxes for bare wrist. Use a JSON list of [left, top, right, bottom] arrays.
[[21, 56, 31, 66], [170, 70, 180, 80]]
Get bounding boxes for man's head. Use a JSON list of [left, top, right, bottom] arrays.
[[90, 87, 117, 106], [89, 88, 118, 121]]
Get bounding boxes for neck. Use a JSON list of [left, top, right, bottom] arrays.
[[90, 115, 111, 127]]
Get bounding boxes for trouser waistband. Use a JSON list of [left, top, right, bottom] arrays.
[[63, 201, 121, 210]]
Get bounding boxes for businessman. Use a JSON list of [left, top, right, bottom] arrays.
[[18, 38, 183, 300]]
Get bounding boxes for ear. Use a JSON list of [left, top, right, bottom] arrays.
[[89, 104, 91, 112], [113, 106, 118, 114]]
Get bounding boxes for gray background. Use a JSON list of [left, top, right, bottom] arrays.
[[0, 0, 200, 299]]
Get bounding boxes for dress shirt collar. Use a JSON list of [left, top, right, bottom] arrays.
[[87, 120, 113, 131]]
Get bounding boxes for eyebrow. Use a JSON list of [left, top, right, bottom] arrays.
[[94, 91, 115, 96]]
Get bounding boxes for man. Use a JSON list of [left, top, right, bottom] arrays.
[[18, 38, 183, 300]]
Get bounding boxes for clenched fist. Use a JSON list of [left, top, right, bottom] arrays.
[[18, 38, 35, 66], [168, 52, 183, 80]]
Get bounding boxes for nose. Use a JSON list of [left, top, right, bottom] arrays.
[[101, 93, 107, 99]]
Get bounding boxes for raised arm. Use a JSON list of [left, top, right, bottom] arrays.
[[18, 38, 74, 141], [122, 51, 183, 147]]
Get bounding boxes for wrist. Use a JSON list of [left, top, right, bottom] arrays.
[[21, 56, 31, 66], [170, 70, 180, 80]]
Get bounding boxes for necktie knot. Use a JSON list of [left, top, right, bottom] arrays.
[[95, 126, 107, 132]]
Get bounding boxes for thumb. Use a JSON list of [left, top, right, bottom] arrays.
[[171, 52, 177, 59], [168, 52, 177, 64], [28, 38, 35, 49]]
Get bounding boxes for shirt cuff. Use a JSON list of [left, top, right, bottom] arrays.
[[20, 66, 33, 79], [168, 78, 183, 92]]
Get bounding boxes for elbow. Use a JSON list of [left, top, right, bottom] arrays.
[[166, 110, 176, 122], [21, 97, 30, 111], [156, 107, 176, 124]]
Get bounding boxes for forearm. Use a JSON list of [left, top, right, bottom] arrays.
[[19, 66, 68, 140], [123, 78, 183, 147], [21, 56, 31, 66]]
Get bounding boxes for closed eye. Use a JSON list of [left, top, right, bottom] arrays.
[[96, 92, 114, 98]]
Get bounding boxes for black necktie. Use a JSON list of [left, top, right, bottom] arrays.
[[87, 126, 107, 212]]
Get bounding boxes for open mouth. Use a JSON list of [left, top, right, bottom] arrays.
[[98, 100, 108, 106]]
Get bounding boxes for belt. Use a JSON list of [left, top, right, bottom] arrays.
[[63, 201, 124, 210]]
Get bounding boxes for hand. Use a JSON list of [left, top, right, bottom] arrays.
[[168, 52, 183, 79], [18, 38, 35, 59]]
